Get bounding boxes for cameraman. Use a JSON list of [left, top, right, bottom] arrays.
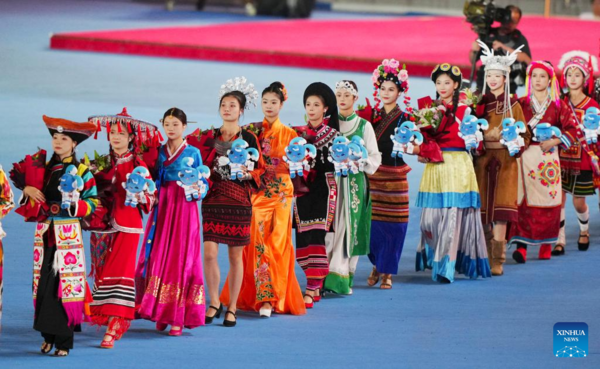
[[470, 5, 532, 94]]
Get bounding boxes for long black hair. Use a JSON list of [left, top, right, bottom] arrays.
[[431, 65, 462, 122]]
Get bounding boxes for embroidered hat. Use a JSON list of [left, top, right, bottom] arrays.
[[43, 115, 97, 144], [558, 51, 599, 94], [88, 107, 162, 147], [525, 61, 561, 108]]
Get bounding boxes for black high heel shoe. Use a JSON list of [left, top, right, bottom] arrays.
[[551, 244, 565, 256], [205, 303, 223, 324], [223, 310, 237, 328]]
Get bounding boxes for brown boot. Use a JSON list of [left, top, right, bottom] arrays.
[[484, 225, 494, 262], [490, 240, 506, 276]]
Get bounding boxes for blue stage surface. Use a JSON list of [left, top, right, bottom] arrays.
[[0, 1, 598, 367]]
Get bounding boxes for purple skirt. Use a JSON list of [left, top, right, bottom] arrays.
[[135, 181, 205, 328]]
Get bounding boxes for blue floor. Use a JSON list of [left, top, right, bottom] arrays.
[[0, 1, 599, 367]]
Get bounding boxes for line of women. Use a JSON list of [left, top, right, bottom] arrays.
[[4, 47, 599, 357]]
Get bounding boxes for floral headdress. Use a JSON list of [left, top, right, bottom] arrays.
[[219, 76, 259, 110], [371, 59, 413, 117], [525, 61, 561, 108], [280, 83, 289, 102]]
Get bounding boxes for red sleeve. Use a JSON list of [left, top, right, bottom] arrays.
[[557, 100, 580, 151], [418, 126, 443, 163], [138, 160, 156, 214]]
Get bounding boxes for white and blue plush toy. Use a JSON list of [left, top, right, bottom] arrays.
[[582, 107, 600, 145], [282, 137, 317, 178], [218, 139, 259, 180], [123, 166, 156, 207], [58, 164, 84, 210], [390, 121, 424, 158], [348, 135, 368, 174], [532, 122, 562, 153], [177, 157, 211, 201], [500, 118, 527, 156], [328, 136, 352, 176], [459, 115, 489, 151]]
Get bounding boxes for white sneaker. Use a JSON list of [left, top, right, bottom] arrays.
[[259, 307, 272, 318]]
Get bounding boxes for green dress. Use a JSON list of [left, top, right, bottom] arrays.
[[324, 112, 375, 294]]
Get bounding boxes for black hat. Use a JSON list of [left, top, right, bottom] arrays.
[[303, 82, 339, 132]]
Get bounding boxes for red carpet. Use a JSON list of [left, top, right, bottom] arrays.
[[50, 16, 600, 77]]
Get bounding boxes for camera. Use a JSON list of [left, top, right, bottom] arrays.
[[464, 0, 512, 40]]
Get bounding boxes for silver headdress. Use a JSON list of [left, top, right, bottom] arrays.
[[477, 40, 524, 119], [219, 76, 259, 110], [477, 39, 523, 74]]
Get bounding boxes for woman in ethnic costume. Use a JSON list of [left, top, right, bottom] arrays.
[[553, 52, 600, 255], [220, 82, 305, 318], [415, 64, 491, 283], [361, 59, 413, 290], [294, 82, 340, 308], [323, 80, 380, 294], [190, 77, 264, 327], [19, 116, 98, 356], [0, 165, 15, 332], [87, 109, 157, 348], [473, 41, 530, 276], [511, 61, 579, 263], [135, 108, 206, 336]]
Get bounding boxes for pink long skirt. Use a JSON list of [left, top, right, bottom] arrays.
[[135, 181, 205, 328]]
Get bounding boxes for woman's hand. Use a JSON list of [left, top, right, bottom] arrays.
[[540, 138, 561, 153], [23, 186, 46, 203], [407, 144, 421, 155], [417, 156, 429, 164]]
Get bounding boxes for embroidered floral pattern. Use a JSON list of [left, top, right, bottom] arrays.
[[263, 176, 286, 199], [537, 159, 560, 187], [254, 221, 275, 302]]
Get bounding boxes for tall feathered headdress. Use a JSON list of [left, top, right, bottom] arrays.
[[219, 76, 259, 110]]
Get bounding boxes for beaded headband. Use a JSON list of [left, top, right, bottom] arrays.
[[335, 81, 358, 97]]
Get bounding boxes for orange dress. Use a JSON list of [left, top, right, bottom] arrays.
[[221, 118, 306, 315]]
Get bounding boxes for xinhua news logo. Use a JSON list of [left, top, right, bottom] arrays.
[[554, 322, 588, 358]]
